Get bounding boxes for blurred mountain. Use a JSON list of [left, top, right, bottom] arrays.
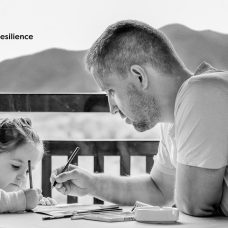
[[0, 49, 99, 92], [0, 24, 227, 92], [160, 24, 228, 72]]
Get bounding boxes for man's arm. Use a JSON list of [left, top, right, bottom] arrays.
[[0, 189, 26, 213], [52, 164, 175, 206], [175, 163, 225, 216], [91, 167, 175, 206]]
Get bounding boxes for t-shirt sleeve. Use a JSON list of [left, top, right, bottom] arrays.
[[0, 189, 26, 213], [175, 77, 228, 169], [151, 124, 176, 176]]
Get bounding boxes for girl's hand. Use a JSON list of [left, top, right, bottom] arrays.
[[39, 197, 57, 206], [23, 188, 43, 210]]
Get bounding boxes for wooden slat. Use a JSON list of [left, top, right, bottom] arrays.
[[67, 154, 79, 203], [0, 94, 109, 112], [41, 154, 52, 197], [93, 153, 104, 204], [146, 156, 154, 174], [67, 196, 78, 204], [44, 140, 159, 156], [119, 142, 131, 176]]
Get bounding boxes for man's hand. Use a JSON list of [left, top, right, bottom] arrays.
[[50, 164, 95, 196], [24, 188, 43, 210]]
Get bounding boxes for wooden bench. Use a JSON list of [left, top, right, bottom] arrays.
[[0, 93, 159, 203]]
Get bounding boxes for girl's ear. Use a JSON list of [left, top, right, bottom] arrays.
[[130, 65, 148, 90]]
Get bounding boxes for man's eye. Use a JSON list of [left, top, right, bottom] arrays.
[[12, 165, 20, 170]]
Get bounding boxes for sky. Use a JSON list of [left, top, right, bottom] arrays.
[[0, 0, 228, 61]]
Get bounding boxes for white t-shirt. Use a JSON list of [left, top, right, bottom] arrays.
[[152, 62, 228, 215]]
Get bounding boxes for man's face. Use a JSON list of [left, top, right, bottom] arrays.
[[94, 71, 161, 132], [0, 142, 42, 192]]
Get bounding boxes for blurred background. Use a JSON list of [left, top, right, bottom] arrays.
[[0, 0, 227, 203]]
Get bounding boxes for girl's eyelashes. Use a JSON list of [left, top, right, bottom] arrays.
[[11, 164, 20, 170], [11, 164, 29, 175]]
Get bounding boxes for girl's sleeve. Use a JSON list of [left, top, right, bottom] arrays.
[[0, 189, 26, 213]]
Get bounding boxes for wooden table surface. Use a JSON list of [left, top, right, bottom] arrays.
[[0, 208, 227, 228]]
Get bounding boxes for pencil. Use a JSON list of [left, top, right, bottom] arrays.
[[42, 214, 73, 220], [28, 160, 33, 189], [53, 146, 80, 187]]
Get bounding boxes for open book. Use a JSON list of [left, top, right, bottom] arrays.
[[33, 203, 121, 217]]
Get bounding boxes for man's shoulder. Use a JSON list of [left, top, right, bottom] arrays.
[[188, 71, 227, 88], [189, 61, 228, 88], [185, 61, 226, 84], [175, 64, 228, 119], [194, 61, 223, 75], [179, 69, 228, 101]]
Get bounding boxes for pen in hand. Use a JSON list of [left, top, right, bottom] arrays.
[[52, 146, 80, 187], [28, 160, 33, 189]]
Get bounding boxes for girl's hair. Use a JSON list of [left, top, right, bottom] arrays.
[[0, 118, 43, 153]]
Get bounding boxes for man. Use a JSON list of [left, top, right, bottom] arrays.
[[51, 20, 228, 216]]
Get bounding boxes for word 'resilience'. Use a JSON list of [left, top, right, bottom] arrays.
[[0, 33, 33, 40]]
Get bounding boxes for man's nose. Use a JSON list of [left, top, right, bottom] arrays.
[[108, 97, 119, 114]]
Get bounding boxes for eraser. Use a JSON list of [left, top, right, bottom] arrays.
[[134, 206, 179, 223]]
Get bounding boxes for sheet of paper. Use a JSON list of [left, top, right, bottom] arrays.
[[33, 203, 118, 216]]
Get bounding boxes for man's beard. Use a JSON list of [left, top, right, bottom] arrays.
[[133, 121, 151, 132], [128, 85, 160, 132], [133, 114, 159, 132]]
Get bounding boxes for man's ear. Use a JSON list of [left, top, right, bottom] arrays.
[[130, 65, 148, 90]]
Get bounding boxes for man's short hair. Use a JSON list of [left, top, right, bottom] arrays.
[[86, 20, 185, 78]]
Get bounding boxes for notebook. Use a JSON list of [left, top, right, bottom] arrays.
[[72, 211, 135, 222]]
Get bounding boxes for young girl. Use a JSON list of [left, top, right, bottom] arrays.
[[0, 118, 56, 213]]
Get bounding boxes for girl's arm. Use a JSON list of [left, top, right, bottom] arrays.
[[0, 189, 26, 213]]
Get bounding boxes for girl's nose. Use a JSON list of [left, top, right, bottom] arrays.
[[16, 172, 26, 181]]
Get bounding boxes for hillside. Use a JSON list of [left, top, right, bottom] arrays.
[[160, 24, 228, 72], [0, 24, 227, 92], [0, 49, 99, 92]]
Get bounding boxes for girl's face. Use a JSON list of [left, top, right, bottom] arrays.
[[0, 142, 43, 192]]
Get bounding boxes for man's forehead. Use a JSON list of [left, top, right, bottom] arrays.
[[91, 67, 122, 90], [93, 74, 112, 91]]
